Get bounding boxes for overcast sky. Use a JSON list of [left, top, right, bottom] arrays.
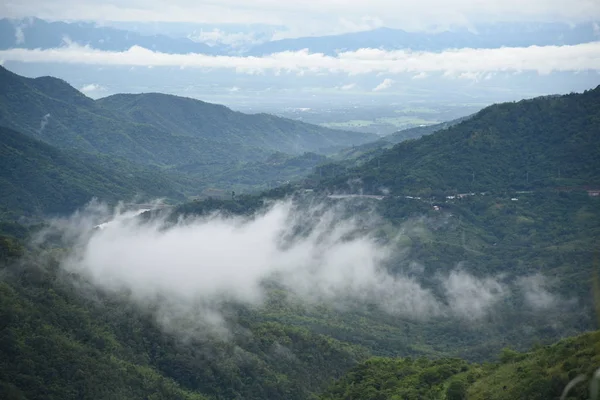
[[2, 1, 599, 105], [2, 0, 600, 37]]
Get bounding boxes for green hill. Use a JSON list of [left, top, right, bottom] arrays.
[[97, 93, 375, 154], [0, 125, 184, 217], [320, 329, 600, 400], [0, 66, 374, 170], [316, 87, 600, 195]]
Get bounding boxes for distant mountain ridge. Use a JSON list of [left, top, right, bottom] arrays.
[[249, 23, 599, 55], [0, 17, 216, 54], [2, 18, 598, 56]]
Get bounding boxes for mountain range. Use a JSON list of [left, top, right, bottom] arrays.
[[0, 64, 599, 400], [0, 66, 374, 165], [0, 17, 216, 54], [248, 23, 599, 55], [2, 18, 598, 55], [0, 66, 378, 211]]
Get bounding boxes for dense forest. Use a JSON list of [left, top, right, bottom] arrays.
[[0, 67, 599, 399], [315, 87, 600, 195], [0, 126, 186, 217], [320, 329, 600, 400]]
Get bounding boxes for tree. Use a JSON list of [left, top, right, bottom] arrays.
[[445, 379, 466, 400]]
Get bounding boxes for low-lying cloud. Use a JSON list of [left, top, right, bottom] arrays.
[[38, 113, 50, 134], [373, 78, 394, 91], [80, 83, 106, 94], [1, 41, 599, 76], [37, 200, 568, 336], [14, 26, 25, 45]]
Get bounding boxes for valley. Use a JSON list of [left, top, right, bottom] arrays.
[[0, 66, 599, 400]]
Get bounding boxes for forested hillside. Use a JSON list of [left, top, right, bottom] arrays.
[[0, 126, 184, 217], [0, 72, 599, 400], [172, 188, 600, 359], [0, 67, 374, 168], [97, 93, 374, 154], [320, 329, 600, 400], [0, 243, 368, 400], [317, 87, 600, 195]]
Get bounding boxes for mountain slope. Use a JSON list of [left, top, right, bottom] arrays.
[[97, 92, 376, 154], [320, 329, 600, 400], [0, 125, 183, 217], [0, 66, 258, 168], [0, 66, 374, 170], [0, 242, 369, 400], [317, 87, 600, 195]]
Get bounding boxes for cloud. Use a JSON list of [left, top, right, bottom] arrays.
[[80, 83, 106, 94], [33, 199, 579, 338], [373, 78, 394, 91], [443, 270, 507, 319], [189, 29, 265, 48], [2, 42, 599, 77], [337, 83, 356, 90], [228, 86, 241, 92], [14, 26, 25, 45], [412, 72, 428, 79], [517, 274, 564, 309], [38, 113, 50, 134], [1, 0, 599, 37]]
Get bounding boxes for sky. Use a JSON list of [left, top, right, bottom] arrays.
[[2, 0, 600, 37], [1, 1, 600, 113]]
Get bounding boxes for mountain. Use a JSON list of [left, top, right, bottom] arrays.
[[317, 87, 600, 195], [2, 19, 597, 57], [0, 66, 246, 168], [0, 17, 216, 54], [96, 92, 375, 154], [248, 22, 599, 55], [1, 83, 600, 400], [320, 329, 600, 400], [325, 116, 473, 169], [0, 125, 184, 217], [0, 66, 374, 179]]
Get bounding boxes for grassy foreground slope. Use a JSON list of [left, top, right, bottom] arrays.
[[320, 329, 600, 400]]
